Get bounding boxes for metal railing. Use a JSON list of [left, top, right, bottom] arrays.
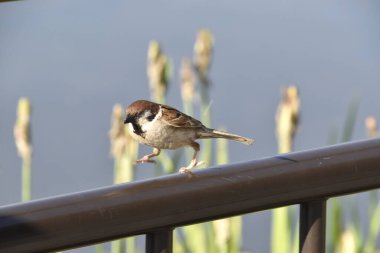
[[1, 138, 380, 253]]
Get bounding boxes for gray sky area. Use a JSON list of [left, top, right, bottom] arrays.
[[1, 1, 380, 252]]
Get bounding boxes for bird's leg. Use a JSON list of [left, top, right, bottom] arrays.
[[179, 142, 204, 175], [136, 148, 160, 163]]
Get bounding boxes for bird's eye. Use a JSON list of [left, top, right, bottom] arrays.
[[147, 113, 156, 121]]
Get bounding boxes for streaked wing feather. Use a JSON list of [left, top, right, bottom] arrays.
[[161, 105, 203, 128]]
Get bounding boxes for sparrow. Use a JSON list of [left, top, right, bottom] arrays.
[[124, 100, 254, 174]]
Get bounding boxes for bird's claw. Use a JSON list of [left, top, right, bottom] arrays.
[[178, 160, 205, 178], [179, 167, 196, 178], [136, 157, 156, 164]]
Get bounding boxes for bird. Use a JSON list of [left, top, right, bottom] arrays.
[[124, 100, 254, 174]]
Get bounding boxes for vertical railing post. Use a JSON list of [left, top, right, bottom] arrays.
[[146, 228, 173, 253], [299, 199, 326, 253]]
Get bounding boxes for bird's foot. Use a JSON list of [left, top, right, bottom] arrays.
[[178, 160, 205, 177], [179, 167, 195, 177], [136, 156, 156, 164], [194, 160, 205, 167]]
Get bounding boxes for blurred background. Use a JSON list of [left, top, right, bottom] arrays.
[[1, 0, 380, 252]]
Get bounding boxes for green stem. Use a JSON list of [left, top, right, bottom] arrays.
[[207, 222, 217, 253], [230, 216, 242, 253], [22, 158, 31, 202], [182, 224, 208, 253], [272, 135, 293, 253], [111, 154, 136, 253], [341, 97, 360, 142], [157, 151, 176, 174], [183, 100, 194, 163], [363, 190, 380, 253], [110, 158, 123, 253], [173, 230, 187, 253], [200, 83, 212, 166], [126, 237, 135, 253], [291, 210, 299, 253], [271, 207, 290, 253], [94, 244, 105, 253], [114, 158, 121, 183], [111, 240, 122, 253], [215, 138, 243, 253], [327, 198, 343, 253]]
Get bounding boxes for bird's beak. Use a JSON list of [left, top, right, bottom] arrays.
[[124, 115, 132, 124]]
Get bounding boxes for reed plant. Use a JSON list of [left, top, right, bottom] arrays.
[[12, 29, 380, 253], [363, 116, 380, 253], [337, 114, 380, 253], [108, 104, 139, 253], [180, 29, 242, 253], [325, 97, 376, 253], [14, 97, 32, 202], [194, 29, 214, 166], [180, 58, 195, 117], [341, 102, 380, 253], [146, 40, 177, 175], [146, 40, 189, 253], [363, 188, 380, 253], [272, 86, 300, 253], [147, 40, 171, 105], [180, 29, 226, 253], [146, 30, 242, 253], [213, 137, 242, 253], [179, 29, 215, 253]]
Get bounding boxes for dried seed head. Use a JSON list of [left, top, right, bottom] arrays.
[[213, 218, 230, 248], [275, 85, 300, 153], [147, 41, 170, 103], [109, 104, 127, 159], [180, 58, 195, 103], [194, 29, 214, 82], [148, 40, 161, 63], [14, 97, 32, 160], [365, 116, 378, 138]]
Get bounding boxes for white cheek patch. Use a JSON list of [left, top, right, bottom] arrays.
[[140, 109, 162, 132], [156, 106, 163, 120]]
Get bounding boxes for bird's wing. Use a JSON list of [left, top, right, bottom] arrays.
[[160, 105, 204, 128]]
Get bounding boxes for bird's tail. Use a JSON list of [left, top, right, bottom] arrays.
[[199, 129, 254, 145]]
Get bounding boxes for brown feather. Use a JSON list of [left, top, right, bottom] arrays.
[[160, 104, 204, 128], [126, 100, 160, 116]]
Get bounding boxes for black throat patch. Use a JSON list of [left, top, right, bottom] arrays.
[[125, 113, 146, 138], [132, 122, 145, 137]]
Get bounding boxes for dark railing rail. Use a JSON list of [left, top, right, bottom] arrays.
[[1, 138, 380, 253]]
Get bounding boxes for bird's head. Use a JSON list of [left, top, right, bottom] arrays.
[[124, 100, 160, 136]]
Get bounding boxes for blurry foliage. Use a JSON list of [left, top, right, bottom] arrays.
[[147, 40, 172, 104], [108, 104, 139, 253], [272, 85, 300, 253], [14, 97, 32, 202], [10, 28, 380, 253], [194, 29, 214, 85], [326, 98, 380, 253]]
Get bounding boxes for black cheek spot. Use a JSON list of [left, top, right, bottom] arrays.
[[132, 123, 145, 137]]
